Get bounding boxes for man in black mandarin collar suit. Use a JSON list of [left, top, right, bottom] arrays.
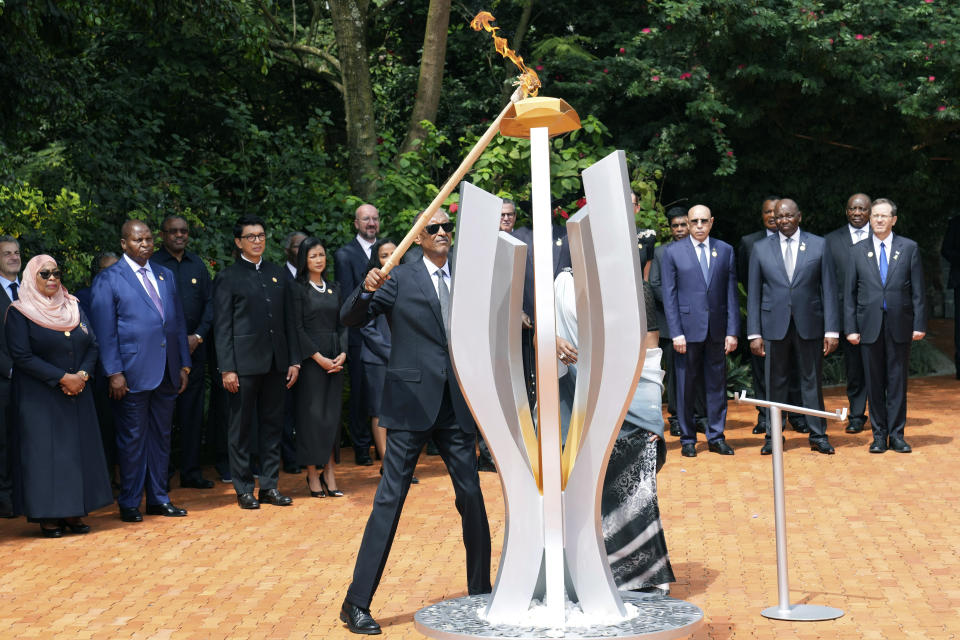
[[338, 209, 491, 635], [747, 199, 839, 455], [824, 193, 873, 433], [844, 198, 926, 454], [213, 215, 301, 508], [335, 204, 380, 466], [0, 236, 22, 517]]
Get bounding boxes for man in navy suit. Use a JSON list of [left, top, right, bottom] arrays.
[[662, 205, 739, 457], [335, 204, 380, 466], [747, 199, 840, 455], [825, 193, 872, 433], [845, 198, 926, 454], [0, 236, 22, 517], [90, 220, 191, 522], [338, 209, 491, 634]]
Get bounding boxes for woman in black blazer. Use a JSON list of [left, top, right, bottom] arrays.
[[289, 238, 348, 497]]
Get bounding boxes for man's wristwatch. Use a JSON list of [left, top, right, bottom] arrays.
[[77, 370, 90, 381]]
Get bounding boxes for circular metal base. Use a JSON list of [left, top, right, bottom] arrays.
[[414, 593, 703, 639], [761, 604, 844, 621]]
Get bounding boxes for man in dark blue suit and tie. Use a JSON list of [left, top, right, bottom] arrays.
[[662, 205, 740, 457], [845, 198, 926, 454], [90, 220, 191, 522], [747, 199, 840, 455]]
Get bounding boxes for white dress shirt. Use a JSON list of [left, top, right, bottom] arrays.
[[423, 257, 451, 297], [689, 235, 711, 268], [872, 233, 894, 269], [357, 235, 376, 260], [849, 224, 869, 244], [123, 253, 162, 301]]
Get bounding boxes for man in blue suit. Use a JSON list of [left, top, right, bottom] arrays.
[[91, 220, 191, 522], [747, 199, 840, 455], [662, 205, 739, 457]]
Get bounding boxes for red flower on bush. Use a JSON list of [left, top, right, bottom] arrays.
[[680, 72, 692, 80], [651, 75, 660, 82], [448, 202, 458, 213], [641, 28, 651, 34], [929, 76, 936, 82], [619, 47, 626, 54], [726, 151, 734, 157], [576, 197, 587, 208], [855, 34, 864, 40], [938, 105, 947, 112]]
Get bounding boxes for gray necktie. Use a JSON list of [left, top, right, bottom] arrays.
[[697, 243, 709, 282], [784, 237, 795, 282], [855, 228, 865, 243], [138, 267, 165, 319], [436, 270, 450, 327]]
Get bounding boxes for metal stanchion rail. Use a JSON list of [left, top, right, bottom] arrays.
[[735, 390, 847, 622]]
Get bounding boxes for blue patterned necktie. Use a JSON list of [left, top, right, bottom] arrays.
[[879, 242, 888, 285], [698, 243, 709, 282]]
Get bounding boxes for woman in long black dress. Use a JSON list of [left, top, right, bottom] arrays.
[[289, 238, 348, 497], [5, 255, 112, 537]]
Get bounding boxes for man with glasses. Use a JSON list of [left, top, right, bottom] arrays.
[[825, 194, 873, 434], [747, 199, 839, 455], [844, 199, 926, 454], [335, 204, 381, 466], [90, 220, 191, 522], [661, 205, 739, 457], [0, 236, 22, 517], [213, 215, 301, 508], [338, 209, 491, 634], [152, 216, 215, 489]]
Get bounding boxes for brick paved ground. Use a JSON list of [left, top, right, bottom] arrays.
[[2, 375, 959, 639]]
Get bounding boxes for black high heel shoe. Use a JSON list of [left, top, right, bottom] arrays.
[[306, 476, 325, 498], [60, 518, 91, 534], [319, 477, 344, 497]]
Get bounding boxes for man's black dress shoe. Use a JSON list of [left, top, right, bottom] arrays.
[[792, 423, 811, 434], [809, 439, 835, 455], [60, 519, 91, 534], [869, 437, 887, 454], [146, 502, 188, 517], [258, 488, 293, 506], [752, 423, 767, 435], [477, 456, 497, 473], [340, 601, 381, 635], [669, 423, 681, 437], [708, 439, 734, 455], [181, 476, 215, 489], [845, 421, 864, 434], [680, 443, 697, 457], [355, 451, 374, 466], [120, 507, 143, 522], [40, 524, 63, 538], [760, 441, 772, 455], [889, 437, 912, 453], [237, 493, 260, 509], [283, 464, 302, 474]]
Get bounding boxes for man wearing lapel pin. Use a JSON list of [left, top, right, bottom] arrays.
[[90, 220, 191, 522], [338, 208, 491, 635], [845, 199, 926, 454], [661, 204, 739, 457], [747, 199, 839, 455]]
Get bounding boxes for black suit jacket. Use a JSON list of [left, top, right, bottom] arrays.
[[844, 234, 926, 344], [747, 232, 839, 341], [0, 291, 12, 381], [648, 243, 670, 334], [212, 259, 299, 375], [941, 215, 960, 289], [340, 259, 476, 433], [334, 239, 370, 349], [509, 225, 571, 317], [824, 225, 870, 310], [737, 229, 770, 288]]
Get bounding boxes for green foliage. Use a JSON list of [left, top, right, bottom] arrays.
[[725, 352, 754, 398]]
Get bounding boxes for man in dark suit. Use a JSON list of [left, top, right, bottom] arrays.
[[845, 198, 926, 453], [213, 215, 301, 508], [338, 209, 491, 635], [335, 204, 380, 466], [151, 216, 215, 489], [662, 205, 740, 457], [940, 213, 960, 379], [0, 236, 22, 517], [747, 199, 839, 455], [281, 230, 308, 474], [90, 220, 191, 522], [825, 193, 873, 432], [737, 196, 780, 436]]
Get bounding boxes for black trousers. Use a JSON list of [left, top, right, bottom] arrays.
[[764, 319, 828, 441], [346, 343, 371, 454], [346, 384, 492, 609], [0, 377, 12, 512], [226, 368, 285, 494], [174, 350, 207, 481], [841, 335, 869, 425], [861, 315, 911, 441]]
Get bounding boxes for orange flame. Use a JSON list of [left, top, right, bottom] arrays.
[[470, 11, 541, 98]]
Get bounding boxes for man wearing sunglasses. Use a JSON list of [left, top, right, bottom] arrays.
[[661, 205, 739, 457], [338, 209, 491, 635], [0, 235, 22, 518], [90, 220, 192, 522]]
